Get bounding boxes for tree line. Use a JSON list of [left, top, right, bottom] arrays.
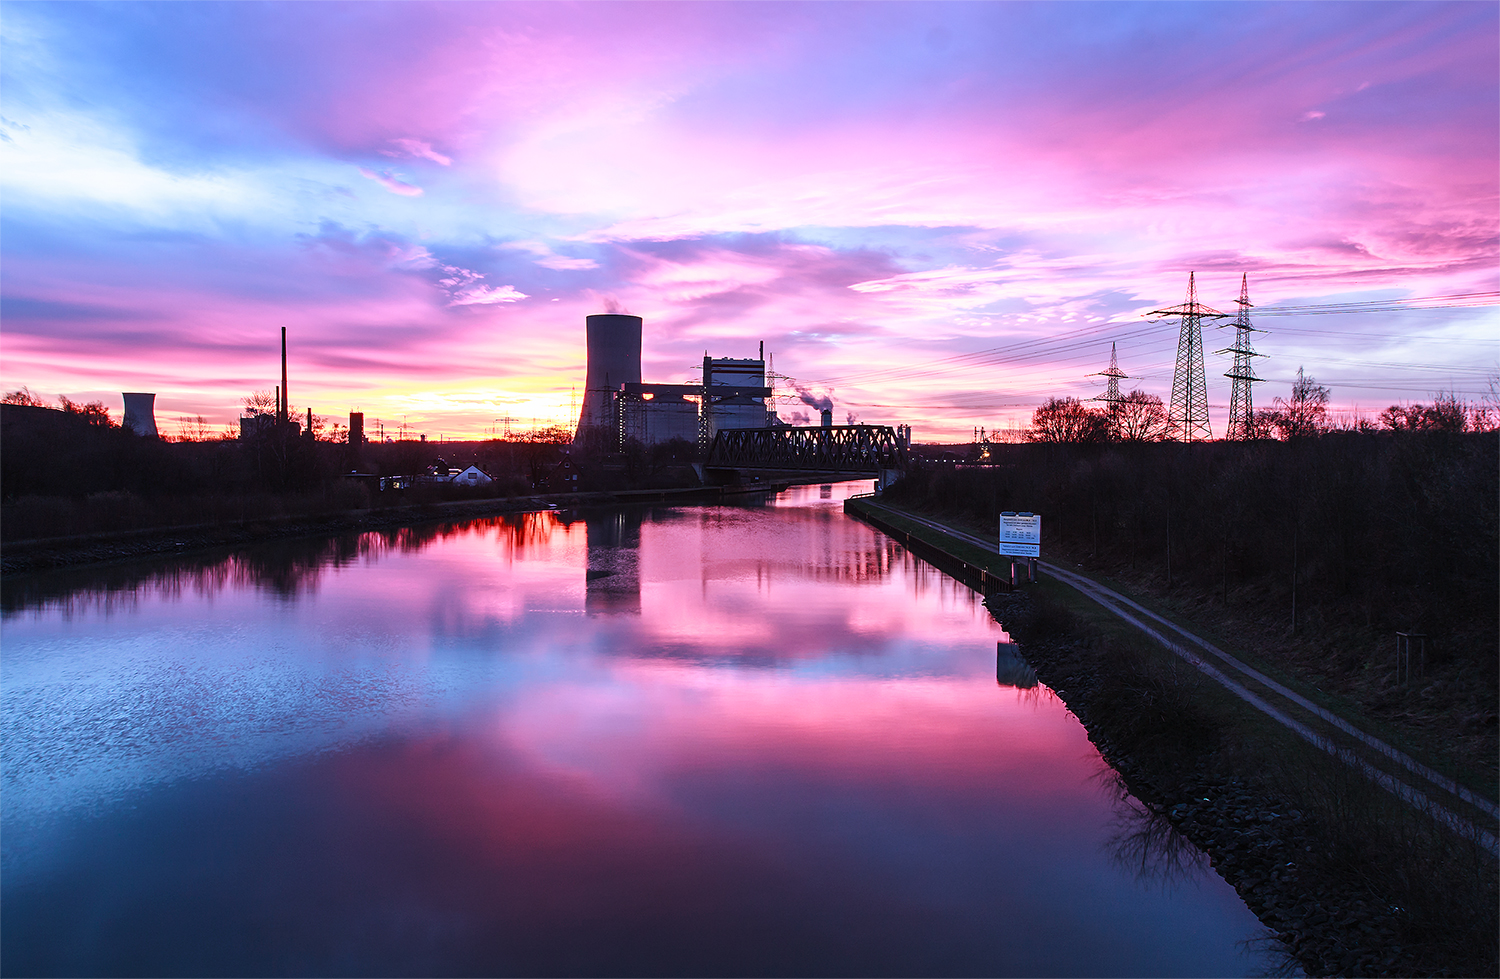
[[1021, 371, 1498, 443], [884, 430, 1497, 728]]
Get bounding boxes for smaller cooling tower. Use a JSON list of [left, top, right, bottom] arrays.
[[576, 314, 643, 442], [820, 408, 833, 428], [122, 392, 158, 438]]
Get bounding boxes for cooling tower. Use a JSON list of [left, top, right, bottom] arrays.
[[575, 314, 642, 442], [121, 392, 159, 438]]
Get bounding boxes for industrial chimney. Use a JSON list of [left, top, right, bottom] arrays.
[[121, 393, 159, 438], [575, 313, 642, 444]]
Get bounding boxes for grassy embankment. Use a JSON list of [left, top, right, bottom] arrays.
[[847, 476, 1497, 978], [999, 576, 1496, 979], [882, 435, 1498, 798]]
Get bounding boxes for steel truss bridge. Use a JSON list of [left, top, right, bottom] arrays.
[[705, 425, 908, 474]]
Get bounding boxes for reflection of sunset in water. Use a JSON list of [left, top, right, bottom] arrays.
[[2, 483, 1280, 976]]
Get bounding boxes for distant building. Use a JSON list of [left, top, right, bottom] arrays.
[[417, 459, 494, 486], [544, 454, 580, 492], [618, 384, 701, 446], [576, 313, 643, 447], [702, 355, 770, 440], [573, 311, 774, 450], [239, 411, 276, 440], [121, 392, 159, 438], [450, 465, 493, 487]]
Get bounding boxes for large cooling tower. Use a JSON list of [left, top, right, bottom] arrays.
[[121, 392, 159, 438], [575, 313, 642, 442]]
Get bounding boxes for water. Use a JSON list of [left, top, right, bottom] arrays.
[[1, 483, 1281, 976]]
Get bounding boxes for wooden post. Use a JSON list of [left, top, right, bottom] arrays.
[[1396, 632, 1427, 686]]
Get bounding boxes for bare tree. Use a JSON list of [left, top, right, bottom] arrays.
[[242, 389, 278, 414], [1269, 367, 1330, 439], [1, 386, 51, 407], [1025, 397, 1111, 443], [307, 413, 349, 443], [520, 425, 573, 444], [58, 395, 114, 428], [175, 415, 216, 441], [1381, 391, 1487, 433], [1480, 374, 1500, 431], [1113, 389, 1171, 441]]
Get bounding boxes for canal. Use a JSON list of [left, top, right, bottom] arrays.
[[1, 482, 1280, 976]]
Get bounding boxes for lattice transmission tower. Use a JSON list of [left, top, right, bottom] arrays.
[[1151, 272, 1228, 441], [1090, 342, 1130, 430], [1215, 273, 1267, 440]]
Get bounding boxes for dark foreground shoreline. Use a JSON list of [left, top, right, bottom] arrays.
[[991, 588, 1413, 978], [845, 497, 1496, 979]]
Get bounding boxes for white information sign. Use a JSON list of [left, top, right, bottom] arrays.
[[998, 511, 1041, 557]]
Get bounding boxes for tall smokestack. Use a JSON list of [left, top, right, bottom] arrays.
[[280, 327, 288, 425]]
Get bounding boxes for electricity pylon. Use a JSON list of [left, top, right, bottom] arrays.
[[1215, 273, 1267, 440], [1151, 272, 1228, 441], [1090, 343, 1130, 431]]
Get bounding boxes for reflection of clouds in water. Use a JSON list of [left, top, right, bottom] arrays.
[[1, 499, 1003, 822]]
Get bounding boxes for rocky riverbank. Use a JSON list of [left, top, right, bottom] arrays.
[[986, 588, 1494, 979]]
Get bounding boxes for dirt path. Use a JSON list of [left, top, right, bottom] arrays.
[[861, 500, 1499, 855]]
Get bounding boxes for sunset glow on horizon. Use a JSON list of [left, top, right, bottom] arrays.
[[2, 1, 1496, 441]]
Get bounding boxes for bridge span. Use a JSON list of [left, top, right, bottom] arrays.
[[705, 424, 910, 475]]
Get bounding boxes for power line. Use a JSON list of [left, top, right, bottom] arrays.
[[1254, 291, 1500, 315], [776, 291, 1496, 416]]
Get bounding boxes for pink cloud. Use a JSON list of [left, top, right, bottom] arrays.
[[357, 167, 423, 196], [534, 256, 599, 271], [449, 284, 528, 306], [385, 137, 452, 165]]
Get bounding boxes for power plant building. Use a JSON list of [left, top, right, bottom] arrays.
[[121, 392, 158, 438], [575, 312, 771, 450], [701, 356, 770, 438], [575, 313, 642, 447], [618, 387, 700, 445]]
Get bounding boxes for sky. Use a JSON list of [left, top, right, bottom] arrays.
[[1, 0, 1496, 442]]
